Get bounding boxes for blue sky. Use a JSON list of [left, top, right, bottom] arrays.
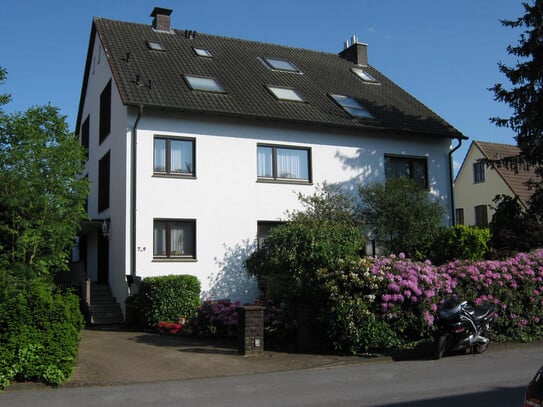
[[0, 0, 526, 170]]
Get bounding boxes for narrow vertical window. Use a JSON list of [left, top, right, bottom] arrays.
[[475, 205, 488, 227], [455, 208, 464, 225], [81, 116, 90, 160], [99, 80, 111, 144], [98, 151, 110, 212], [473, 161, 485, 183]]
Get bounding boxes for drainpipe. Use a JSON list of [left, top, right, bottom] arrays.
[[130, 106, 143, 279], [448, 137, 463, 225]]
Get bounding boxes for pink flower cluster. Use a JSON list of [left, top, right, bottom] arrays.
[[370, 249, 543, 333]]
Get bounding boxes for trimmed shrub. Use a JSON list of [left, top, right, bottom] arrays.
[[0, 281, 84, 389], [429, 225, 490, 265], [135, 275, 201, 328]]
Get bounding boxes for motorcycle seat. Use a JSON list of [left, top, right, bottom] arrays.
[[470, 303, 496, 320]]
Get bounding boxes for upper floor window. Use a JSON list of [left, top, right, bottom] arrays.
[[475, 205, 488, 228], [330, 94, 373, 119], [99, 80, 111, 144], [154, 137, 195, 177], [384, 155, 428, 189], [257, 144, 311, 182], [81, 116, 90, 160], [147, 41, 166, 51], [184, 75, 224, 93], [98, 150, 110, 213], [473, 161, 485, 183], [154, 219, 196, 259]]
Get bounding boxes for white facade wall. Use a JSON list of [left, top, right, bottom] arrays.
[[129, 110, 453, 304], [454, 145, 512, 226]]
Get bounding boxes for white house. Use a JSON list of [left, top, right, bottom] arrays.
[[75, 7, 465, 320], [454, 141, 537, 227]]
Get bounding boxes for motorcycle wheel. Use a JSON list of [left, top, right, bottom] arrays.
[[474, 330, 491, 354], [434, 335, 449, 359]]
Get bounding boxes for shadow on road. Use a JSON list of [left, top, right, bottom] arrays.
[[374, 385, 525, 407]]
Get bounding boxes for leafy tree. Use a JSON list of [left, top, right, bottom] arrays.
[[245, 185, 364, 303], [357, 177, 444, 260], [489, 1, 543, 217], [0, 69, 89, 287]]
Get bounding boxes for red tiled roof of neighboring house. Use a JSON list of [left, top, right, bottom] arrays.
[[476, 141, 538, 208]]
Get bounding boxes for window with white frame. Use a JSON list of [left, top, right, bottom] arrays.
[[154, 136, 195, 176], [257, 144, 311, 182], [153, 219, 196, 259]]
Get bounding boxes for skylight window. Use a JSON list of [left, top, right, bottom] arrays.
[[193, 47, 212, 57], [147, 41, 166, 51], [262, 57, 300, 73], [351, 68, 378, 83], [184, 75, 225, 93], [267, 86, 304, 102], [330, 94, 373, 119]]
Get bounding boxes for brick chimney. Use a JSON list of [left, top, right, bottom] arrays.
[[151, 7, 173, 32], [339, 35, 368, 66]]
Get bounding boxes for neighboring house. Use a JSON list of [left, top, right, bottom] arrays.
[[75, 7, 465, 317], [454, 140, 537, 227]]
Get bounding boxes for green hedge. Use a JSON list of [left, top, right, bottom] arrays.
[[135, 275, 201, 328], [0, 281, 84, 389]]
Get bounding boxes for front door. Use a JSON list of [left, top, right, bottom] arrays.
[[97, 234, 109, 284]]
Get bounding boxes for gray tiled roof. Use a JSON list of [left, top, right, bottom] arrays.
[[80, 16, 464, 140], [476, 141, 537, 208]]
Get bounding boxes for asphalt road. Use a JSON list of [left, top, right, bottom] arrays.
[[1, 345, 541, 406]]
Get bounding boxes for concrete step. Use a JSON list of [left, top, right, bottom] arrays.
[[88, 283, 123, 325]]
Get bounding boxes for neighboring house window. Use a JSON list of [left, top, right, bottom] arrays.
[[455, 208, 464, 225], [474, 205, 488, 227], [384, 155, 428, 188], [98, 151, 110, 213], [81, 116, 89, 160], [473, 161, 485, 183], [257, 221, 284, 248], [154, 137, 195, 176], [99, 80, 111, 144], [257, 144, 311, 182], [153, 219, 196, 259]]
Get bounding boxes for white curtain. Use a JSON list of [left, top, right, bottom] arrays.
[[171, 140, 191, 173], [277, 148, 307, 179], [257, 146, 273, 177], [153, 222, 166, 256], [154, 139, 166, 172]]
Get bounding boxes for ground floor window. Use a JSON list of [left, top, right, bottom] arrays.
[[474, 205, 488, 228], [257, 221, 284, 248], [153, 219, 196, 259], [455, 208, 464, 225]]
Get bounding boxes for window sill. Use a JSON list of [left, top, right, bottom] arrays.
[[152, 258, 197, 263], [257, 178, 312, 185], [153, 173, 197, 180]]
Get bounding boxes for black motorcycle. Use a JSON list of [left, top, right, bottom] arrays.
[[434, 297, 497, 359]]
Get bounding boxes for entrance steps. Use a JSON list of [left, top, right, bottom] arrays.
[[88, 283, 124, 325]]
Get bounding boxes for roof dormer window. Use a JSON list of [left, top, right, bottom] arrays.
[[147, 41, 166, 51], [184, 75, 225, 93], [193, 47, 212, 57], [267, 85, 304, 102], [330, 94, 373, 119], [351, 68, 378, 83], [262, 57, 301, 73]]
